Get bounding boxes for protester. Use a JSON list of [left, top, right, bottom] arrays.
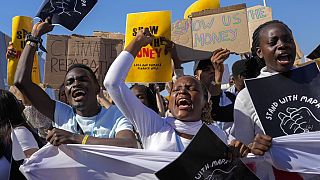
[[104, 28, 251, 160], [14, 19, 137, 148], [232, 20, 315, 179], [0, 89, 43, 180], [130, 84, 159, 114]]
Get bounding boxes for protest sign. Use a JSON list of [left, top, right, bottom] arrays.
[[191, 4, 250, 55], [247, 5, 272, 48], [156, 125, 258, 180], [246, 63, 320, 137], [44, 34, 124, 88], [36, 0, 97, 31], [172, 4, 250, 62], [125, 11, 172, 83], [7, 16, 40, 85], [93, 31, 125, 40]]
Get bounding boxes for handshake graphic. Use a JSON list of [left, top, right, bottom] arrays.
[[278, 107, 320, 135]]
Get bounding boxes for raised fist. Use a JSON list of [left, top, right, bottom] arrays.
[[278, 107, 320, 135]]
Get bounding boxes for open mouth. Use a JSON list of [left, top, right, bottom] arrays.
[[176, 98, 192, 111], [72, 89, 86, 101], [277, 53, 292, 65]]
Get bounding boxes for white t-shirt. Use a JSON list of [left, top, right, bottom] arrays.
[[104, 51, 227, 152], [54, 102, 133, 138]]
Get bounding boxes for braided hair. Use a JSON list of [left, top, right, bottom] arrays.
[[247, 20, 293, 78]]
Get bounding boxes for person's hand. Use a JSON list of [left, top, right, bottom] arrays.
[[46, 128, 80, 146], [31, 17, 54, 38], [134, 28, 154, 47], [162, 37, 182, 69], [278, 107, 320, 135], [210, 48, 231, 82], [249, 134, 272, 156], [228, 139, 250, 160], [6, 42, 17, 59], [125, 28, 154, 57]]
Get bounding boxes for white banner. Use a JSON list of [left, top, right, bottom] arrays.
[[20, 144, 180, 180], [20, 132, 320, 179]]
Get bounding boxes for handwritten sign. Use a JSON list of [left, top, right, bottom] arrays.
[[125, 11, 172, 83], [171, 4, 250, 62], [44, 34, 123, 88], [191, 4, 250, 54], [247, 5, 273, 48]]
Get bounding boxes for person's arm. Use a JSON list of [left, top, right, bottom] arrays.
[[210, 48, 231, 96], [14, 19, 55, 120], [46, 128, 138, 148], [104, 29, 165, 140], [163, 38, 184, 81], [13, 127, 39, 158]]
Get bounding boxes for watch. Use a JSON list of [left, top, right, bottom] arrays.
[[26, 40, 38, 48]]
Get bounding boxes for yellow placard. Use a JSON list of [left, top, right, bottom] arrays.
[[125, 11, 172, 83], [8, 16, 40, 85]]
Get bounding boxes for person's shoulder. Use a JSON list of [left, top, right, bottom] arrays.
[[235, 87, 250, 102]]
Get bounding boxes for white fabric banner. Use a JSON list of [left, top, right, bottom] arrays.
[[20, 144, 180, 180], [244, 131, 320, 178], [20, 132, 320, 179]]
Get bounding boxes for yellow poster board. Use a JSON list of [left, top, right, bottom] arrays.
[[125, 11, 172, 83], [8, 16, 40, 85]]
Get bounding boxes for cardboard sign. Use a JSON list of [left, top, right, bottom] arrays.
[[93, 31, 125, 40], [156, 125, 258, 180], [7, 16, 40, 85], [247, 5, 272, 48], [36, 0, 97, 31], [192, 4, 250, 55], [44, 34, 124, 88], [246, 63, 320, 137], [172, 4, 250, 62], [125, 11, 172, 83]]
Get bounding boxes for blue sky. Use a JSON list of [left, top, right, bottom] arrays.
[[1, 0, 320, 76]]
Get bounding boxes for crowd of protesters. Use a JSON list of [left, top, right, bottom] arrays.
[[1, 17, 318, 180]]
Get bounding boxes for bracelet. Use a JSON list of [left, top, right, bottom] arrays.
[[82, 135, 89, 144], [212, 81, 222, 85], [25, 33, 47, 53]]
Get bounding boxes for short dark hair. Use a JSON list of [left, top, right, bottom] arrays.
[[66, 64, 99, 86], [232, 59, 249, 78]]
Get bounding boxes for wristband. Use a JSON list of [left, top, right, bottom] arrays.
[[25, 33, 47, 53], [82, 135, 89, 144], [212, 81, 222, 85]]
